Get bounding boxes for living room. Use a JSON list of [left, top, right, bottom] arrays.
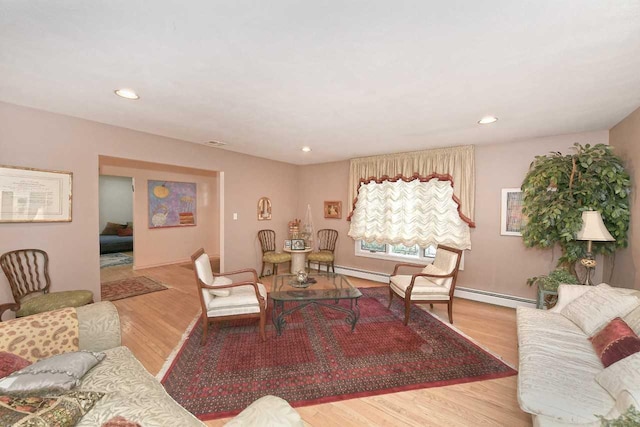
[[1, 2, 639, 426]]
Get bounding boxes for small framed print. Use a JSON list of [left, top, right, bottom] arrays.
[[501, 188, 526, 236], [291, 239, 305, 250], [284, 240, 292, 250], [324, 201, 342, 219]]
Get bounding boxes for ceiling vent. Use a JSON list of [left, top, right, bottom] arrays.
[[204, 140, 227, 148]]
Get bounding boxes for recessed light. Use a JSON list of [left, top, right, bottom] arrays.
[[478, 116, 498, 125], [114, 88, 140, 100], [301, 147, 312, 152]]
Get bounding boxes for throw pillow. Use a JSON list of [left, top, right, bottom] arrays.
[[209, 276, 233, 297], [596, 352, 640, 398], [101, 222, 126, 236], [117, 227, 133, 237], [0, 390, 103, 427], [0, 351, 105, 395], [102, 416, 142, 427], [590, 318, 640, 367], [560, 284, 640, 335], [0, 352, 31, 379]]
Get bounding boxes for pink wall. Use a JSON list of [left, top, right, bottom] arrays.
[[0, 101, 298, 312], [100, 157, 220, 269], [297, 130, 610, 300], [607, 106, 640, 289]]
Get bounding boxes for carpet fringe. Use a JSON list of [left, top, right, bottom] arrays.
[[156, 314, 200, 381], [416, 303, 517, 370]]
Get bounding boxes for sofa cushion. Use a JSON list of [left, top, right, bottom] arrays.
[[517, 307, 615, 423], [17, 291, 94, 318], [389, 275, 450, 300], [224, 395, 304, 427], [206, 283, 267, 317], [101, 222, 126, 236], [0, 351, 105, 395], [0, 390, 103, 427], [76, 346, 204, 426], [595, 352, 640, 402], [590, 318, 640, 367], [560, 284, 639, 335], [623, 304, 640, 336]]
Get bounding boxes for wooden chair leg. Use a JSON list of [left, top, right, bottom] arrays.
[[260, 262, 266, 278], [200, 316, 208, 345], [404, 298, 411, 326], [430, 303, 434, 309], [447, 301, 453, 324], [259, 313, 266, 341], [388, 288, 394, 308], [331, 262, 335, 273], [273, 264, 278, 276]]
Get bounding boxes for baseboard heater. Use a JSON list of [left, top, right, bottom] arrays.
[[310, 263, 536, 309]]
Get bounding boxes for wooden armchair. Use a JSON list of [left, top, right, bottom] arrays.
[[388, 245, 462, 324], [191, 248, 267, 344], [0, 249, 94, 320]]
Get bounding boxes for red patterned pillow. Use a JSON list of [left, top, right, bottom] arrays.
[[0, 352, 31, 378], [589, 317, 640, 367], [101, 416, 142, 427], [117, 227, 133, 237]]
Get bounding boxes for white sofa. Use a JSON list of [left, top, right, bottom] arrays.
[[517, 284, 640, 426]]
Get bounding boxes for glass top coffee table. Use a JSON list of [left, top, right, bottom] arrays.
[[271, 273, 362, 336]]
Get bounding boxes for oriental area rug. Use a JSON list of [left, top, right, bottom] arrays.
[[101, 276, 168, 301], [160, 287, 517, 421]]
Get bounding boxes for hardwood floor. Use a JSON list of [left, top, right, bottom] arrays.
[[101, 264, 531, 426]]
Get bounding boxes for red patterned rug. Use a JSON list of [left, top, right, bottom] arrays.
[[101, 276, 168, 301], [160, 287, 516, 420]]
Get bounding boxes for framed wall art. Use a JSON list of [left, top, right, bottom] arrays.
[[0, 165, 73, 223], [148, 180, 196, 228], [324, 201, 342, 219], [501, 188, 526, 236], [258, 197, 271, 220]]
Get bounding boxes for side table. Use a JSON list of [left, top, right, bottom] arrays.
[[283, 248, 312, 273], [536, 283, 558, 310]]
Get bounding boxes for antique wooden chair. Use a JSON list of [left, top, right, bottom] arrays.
[[257, 230, 291, 277], [307, 229, 339, 273], [0, 249, 94, 320], [388, 244, 463, 324], [191, 248, 266, 344]]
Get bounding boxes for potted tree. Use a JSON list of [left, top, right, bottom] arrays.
[[521, 143, 631, 296]]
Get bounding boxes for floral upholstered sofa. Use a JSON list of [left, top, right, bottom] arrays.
[[517, 283, 640, 426], [0, 301, 303, 426]]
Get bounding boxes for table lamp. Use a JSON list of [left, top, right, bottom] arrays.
[[576, 210, 615, 286]]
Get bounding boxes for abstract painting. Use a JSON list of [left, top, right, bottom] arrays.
[[148, 180, 196, 228]]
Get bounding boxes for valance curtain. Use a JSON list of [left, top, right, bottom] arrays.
[[348, 145, 475, 226], [348, 178, 472, 250]]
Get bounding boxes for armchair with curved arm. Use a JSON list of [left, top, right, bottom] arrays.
[[191, 248, 267, 344], [388, 245, 462, 325]]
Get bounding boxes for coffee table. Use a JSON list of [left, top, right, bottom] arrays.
[[271, 273, 362, 336]]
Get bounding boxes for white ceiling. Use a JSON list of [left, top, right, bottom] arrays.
[[1, 1, 639, 165]]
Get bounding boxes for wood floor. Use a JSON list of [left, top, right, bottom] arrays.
[[101, 262, 532, 427]]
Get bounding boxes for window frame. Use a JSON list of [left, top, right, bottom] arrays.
[[354, 240, 436, 264]]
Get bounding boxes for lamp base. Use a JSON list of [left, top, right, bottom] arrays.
[[580, 256, 597, 286]]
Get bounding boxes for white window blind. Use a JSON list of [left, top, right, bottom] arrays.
[[347, 178, 471, 250]]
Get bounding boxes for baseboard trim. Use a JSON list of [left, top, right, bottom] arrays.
[[317, 263, 536, 309], [133, 258, 191, 270]]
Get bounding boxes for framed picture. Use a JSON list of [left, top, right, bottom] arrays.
[[324, 201, 342, 219], [0, 165, 72, 223], [501, 188, 526, 236], [148, 180, 196, 228], [284, 239, 292, 249], [258, 197, 271, 220], [291, 239, 306, 250]]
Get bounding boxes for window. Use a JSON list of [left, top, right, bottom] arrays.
[[355, 240, 437, 263]]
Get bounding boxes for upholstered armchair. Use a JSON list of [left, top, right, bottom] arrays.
[[191, 248, 267, 344], [388, 245, 462, 324], [307, 229, 338, 273], [0, 249, 93, 320], [258, 230, 291, 277]]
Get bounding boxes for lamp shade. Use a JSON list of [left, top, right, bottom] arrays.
[[576, 211, 615, 242]]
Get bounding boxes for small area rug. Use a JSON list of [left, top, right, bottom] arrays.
[[160, 287, 517, 420], [100, 253, 133, 269], [101, 276, 168, 301]]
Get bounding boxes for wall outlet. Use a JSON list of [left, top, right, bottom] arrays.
[[233, 213, 238, 220]]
